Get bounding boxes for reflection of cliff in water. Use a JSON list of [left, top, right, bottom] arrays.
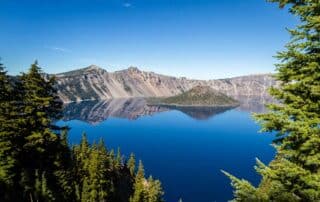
[[62, 95, 276, 124], [160, 105, 236, 120], [62, 98, 168, 124], [234, 95, 275, 113]]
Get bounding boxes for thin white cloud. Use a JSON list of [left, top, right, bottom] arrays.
[[46, 46, 71, 53], [123, 2, 132, 8]]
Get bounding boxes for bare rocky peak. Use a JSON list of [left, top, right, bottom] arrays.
[[86, 64, 101, 70], [127, 66, 140, 72], [81, 65, 106, 73], [56, 65, 107, 78]]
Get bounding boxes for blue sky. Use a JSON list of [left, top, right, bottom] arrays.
[[0, 0, 296, 79]]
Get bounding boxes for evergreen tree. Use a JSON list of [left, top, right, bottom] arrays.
[[73, 134, 118, 202], [85, 144, 110, 201], [0, 59, 13, 191], [33, 170, 54, 202], [127, 153, 136, 176], [130, 161, 163, 202], [20, 61, 61, 156], [53, 129, 75, 201], [72, 132, 90, 200], [97, 138, 107, 153], [0, 59, 25, 201], [130, 160, 146, 202], [224, 1, 320, 201], [115, 147, 122, 169], [19, 61, 71, 201], [0, 60, 164, 202], [145, 176, 164, 202]]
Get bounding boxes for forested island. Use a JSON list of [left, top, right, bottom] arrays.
[[147, 86, 239, 107]]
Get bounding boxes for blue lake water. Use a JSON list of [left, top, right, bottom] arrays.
[[58, 98, 275, 202]]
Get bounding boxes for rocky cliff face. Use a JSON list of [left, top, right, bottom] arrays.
[[55, 65, 276, 103]]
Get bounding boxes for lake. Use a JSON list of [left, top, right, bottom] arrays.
[[58, 96, 275, 202]]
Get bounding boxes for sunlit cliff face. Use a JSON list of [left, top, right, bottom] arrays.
[[54, 65, 276, 103]]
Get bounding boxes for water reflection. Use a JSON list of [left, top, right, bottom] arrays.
[[159, 105, 236, 120], [62, 96, 273, 124], [62, 98, 168, 124], [234, 95, 274, 113]]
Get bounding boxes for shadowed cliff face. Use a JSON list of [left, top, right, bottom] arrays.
[[62, 96, 272, 124], [55, 65, 276, 103]]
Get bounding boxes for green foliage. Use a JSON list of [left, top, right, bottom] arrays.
[[0, 60, 164, 201], [19, 61, 69, 201], [130, 161, 146, 202], [127, 153, 136, 176], [0, 59, 25, 201], [145, 176, 164, 202], [222, 170, 260, 202], [224, 1, 320, 201], [130, 161, 164, 202], [72, 134, 112, 202], [150, 85, 238, 107]]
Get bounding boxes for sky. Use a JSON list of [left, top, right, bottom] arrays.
[[0, 0, 297, 79]]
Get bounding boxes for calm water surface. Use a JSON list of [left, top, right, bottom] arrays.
[[58, 97, 275, 202]]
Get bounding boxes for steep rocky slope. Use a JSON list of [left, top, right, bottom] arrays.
[[55, 65, 276, 103]]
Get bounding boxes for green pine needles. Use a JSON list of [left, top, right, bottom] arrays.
[[0, 61, 164, 202], [224, 0, 320, 201]]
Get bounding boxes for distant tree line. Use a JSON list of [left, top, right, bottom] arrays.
[[0, 60, 163, 202], [224, 0, 320, 201]]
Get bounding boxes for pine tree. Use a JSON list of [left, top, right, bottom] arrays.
[[145, 176, 164, 202], [0, 59, 25, 201], [81, 177, 90, 202], [86, 145, 110, 201], [73, 134, 116, 202], [109, 149, 115, 168], [224, 1, 320, 201], [127, 153, 136, 176], [19, 61, 70, 200], [72, 133, 90, 200], [136, 160, 145, 185], [53, 129, 75, 201], [0, 59, 14, 190], [115, 147, 122, 169], [130, 160, 146, 202], [34, 170, 55, 202], [97, 138, 107, 153], [130, 161, 163, 202]]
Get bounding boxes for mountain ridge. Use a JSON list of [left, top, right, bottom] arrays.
[[54, 65, 276, 103], [56, 65, 272, 81]]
